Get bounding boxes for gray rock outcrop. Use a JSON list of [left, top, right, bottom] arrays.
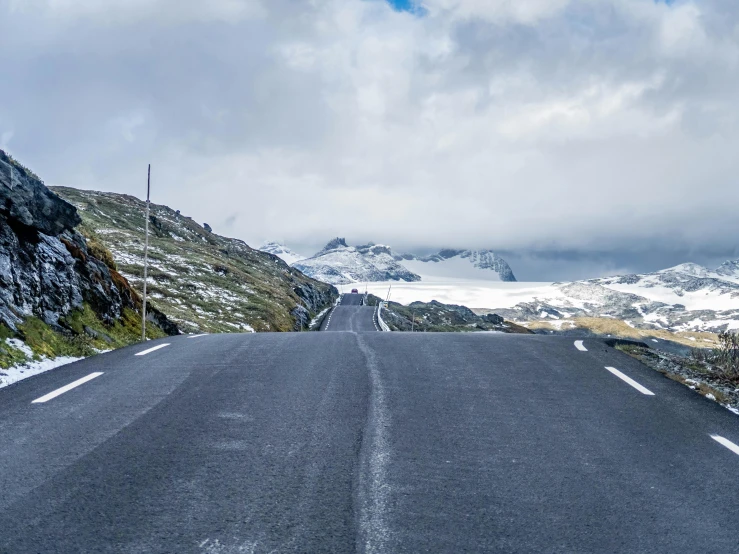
[[0, 149, 177, 335]]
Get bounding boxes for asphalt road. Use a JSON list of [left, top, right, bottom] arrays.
[[320, 292, 380, 332], [2, 295, 739, 552]]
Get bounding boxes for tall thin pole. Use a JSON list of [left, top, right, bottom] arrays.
[[141, 164, 151, 342], [411, 306, 415, 332]]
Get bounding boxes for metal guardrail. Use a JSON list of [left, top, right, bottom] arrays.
[[377, 301, 391, 332]]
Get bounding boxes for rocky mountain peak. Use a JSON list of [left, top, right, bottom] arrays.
[[320, 237, 349, 253], [716, 259, 739, 280], [358, 243, 392, 256], [661, 263, 713, 278], [294, 239, 420, 285]]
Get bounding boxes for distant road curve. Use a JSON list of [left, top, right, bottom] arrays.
[[321, 293, 379, 332]]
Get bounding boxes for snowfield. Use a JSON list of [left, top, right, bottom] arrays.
[[601, 281, 737, 312], [364, 280, 554, 309], [363, 264, 739, 333]]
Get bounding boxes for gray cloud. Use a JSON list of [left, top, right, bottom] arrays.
[[1, 0, 737, 280]]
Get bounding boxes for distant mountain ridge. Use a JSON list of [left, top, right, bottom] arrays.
[[292, 238, 421, 285], [261, 238, 517, 285], [258, 237, 739, 333], [397, 249, 517, 282], [493, 261, 739, 334]]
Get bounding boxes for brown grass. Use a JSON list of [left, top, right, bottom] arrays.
[[525, 316, 718, 348]]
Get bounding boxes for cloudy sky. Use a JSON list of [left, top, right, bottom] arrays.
[[1, 0, 738, 280]]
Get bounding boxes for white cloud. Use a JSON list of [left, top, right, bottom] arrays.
[[8, 0, 266, 24], [1, 0, 739, 277], [659, 3, 706, 54], [424, 0, 572, 24]]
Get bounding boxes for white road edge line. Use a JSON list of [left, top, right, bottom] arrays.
[[188, 334, 208, 339], [605, 367, 655, 396], [135, 343, 171, 356], [711, 435, 739, 456], [32, 372, 104, 404], [574, 340, 587, 351]]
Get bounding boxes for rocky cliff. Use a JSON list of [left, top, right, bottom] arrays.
[[0, 149, 176, 368]]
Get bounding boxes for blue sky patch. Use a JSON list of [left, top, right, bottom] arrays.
[[386, 0, 425, 14]]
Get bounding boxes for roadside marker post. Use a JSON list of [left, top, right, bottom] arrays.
[[141, 164, 151, 342]]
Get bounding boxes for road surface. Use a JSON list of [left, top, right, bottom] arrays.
[[320, 291, 380, 332], [1, 295, 739, 552]]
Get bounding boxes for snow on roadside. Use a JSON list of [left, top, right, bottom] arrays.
[[310, 307, 330, 330], [0, 353, 84, 389], [6, 338, 33, 358]]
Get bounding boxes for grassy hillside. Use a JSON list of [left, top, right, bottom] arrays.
[[53, 187, 337, 334]]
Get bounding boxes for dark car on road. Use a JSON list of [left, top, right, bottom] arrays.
[[351, 288, 359, 293]]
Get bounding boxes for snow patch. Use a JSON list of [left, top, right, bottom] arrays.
[[6, 338, 33, 358], [310, 307, 330, 329], [0, 349, 84, 389]]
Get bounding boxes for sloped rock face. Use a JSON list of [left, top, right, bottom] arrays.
[[1, 154, 80, 235], [0, 149, 174, 334]]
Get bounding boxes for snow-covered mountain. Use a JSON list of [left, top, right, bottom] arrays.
[[261, 238, 518, 285], [259, 241, 305, 266], [493, 261, 739, 333], [277, 238, 518, 286], [716, 260, 739, 283], [396, 249, 517, 282], [292, 238, 421, 285], [588, 263, 739, 310]]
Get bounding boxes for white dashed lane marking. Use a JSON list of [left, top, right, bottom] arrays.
[[32, 372, 104, 404], [324, 308, 336, 331], [605, 366, 655, 396], [574, 340, 587, 351], [188, 334, 208, 339], [135, 343, 171, 356], [711, 435, 739, 457]]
